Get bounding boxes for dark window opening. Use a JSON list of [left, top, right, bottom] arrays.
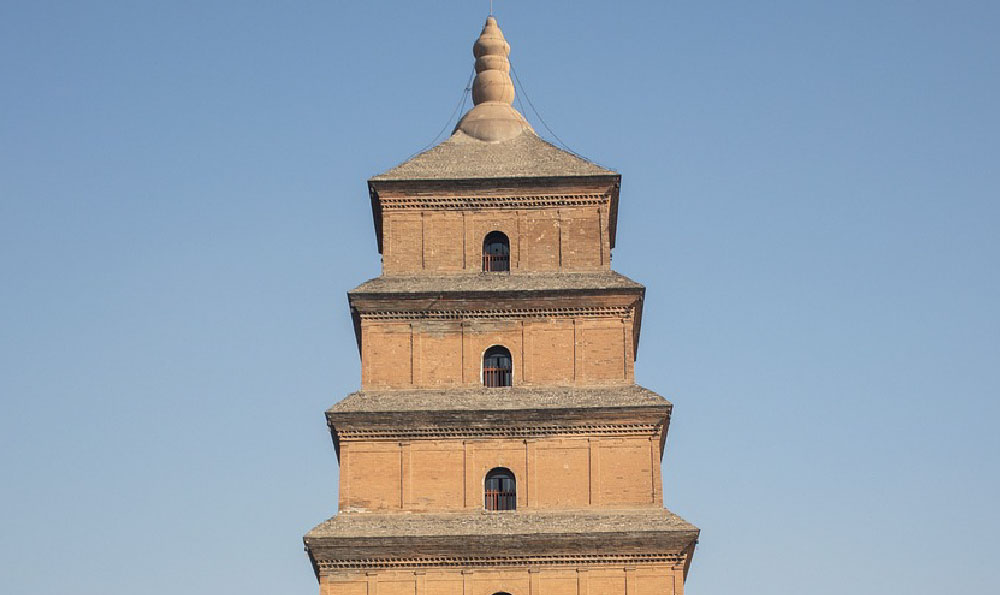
[[482, 231, 510, 272], [485, 468, 516, 511], [483, 345, 512, 388]]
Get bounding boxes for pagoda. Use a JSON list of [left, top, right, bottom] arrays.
[[304, 16, 699, 595]]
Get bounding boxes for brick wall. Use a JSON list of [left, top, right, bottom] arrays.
[[320, 566, 684, 595], [360, 317, 635, 389], [381, 206, 610, 275], [338, 436, 663, 514]]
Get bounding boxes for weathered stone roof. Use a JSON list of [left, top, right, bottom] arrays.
[[306, 509, 696, 540], [349, 271, 643, 296], [305, 509, 699, 572], [330, 385, 669, 413], [370, 130, 615, 181], [326, 385, 671, 457]]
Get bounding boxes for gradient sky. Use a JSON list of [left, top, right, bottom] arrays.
[[2, 2, 998, 594]]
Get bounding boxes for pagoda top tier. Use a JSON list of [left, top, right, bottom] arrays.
[[371, 16, 616, 182]]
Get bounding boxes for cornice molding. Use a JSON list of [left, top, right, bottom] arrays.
[[380, 192, 611, 211], [359, 306, 632, 321], [315, 553, 687, 572], [332, 422, 662, 442]]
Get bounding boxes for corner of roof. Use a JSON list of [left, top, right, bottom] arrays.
[[367, 134, 457, 183], [530, 134, 618, 176]]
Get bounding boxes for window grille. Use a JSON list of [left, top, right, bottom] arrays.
[[482, 231, 510, 272], [485, 468, 516, 511], [483, 345, 512, 388]]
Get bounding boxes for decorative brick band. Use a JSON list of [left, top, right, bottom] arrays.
[[316, 553, 686, 571], [334, 423, 661, 441], [359, 306, 632, 321], [380, 193, 611, 211]]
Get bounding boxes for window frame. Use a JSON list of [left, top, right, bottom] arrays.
[[484, 467, 516, 511], [482, 344, 513, 388], [482, 230, 511, 272]]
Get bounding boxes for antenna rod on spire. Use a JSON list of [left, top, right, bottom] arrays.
[[490, 0, 493, 16]]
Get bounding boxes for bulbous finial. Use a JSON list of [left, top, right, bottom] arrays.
[[472, 16, 515, 105], [456, 16, 533, 142]]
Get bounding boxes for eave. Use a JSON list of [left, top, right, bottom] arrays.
[[324, 385, 672, 460], [304, 509, 699, 578], [346, 271, 645, 357]]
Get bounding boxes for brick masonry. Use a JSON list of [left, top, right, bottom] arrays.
[[359, 316, 635, 389], [305, 42, 697, 593], [382, 204, 611, 275], [337, 436, 663, 513], [319, 567, 685, 595]]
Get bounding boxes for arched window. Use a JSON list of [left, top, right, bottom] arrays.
[[482, 231, 510, 272], [483, 345, 512, 388], [485, 468, 516, 511]]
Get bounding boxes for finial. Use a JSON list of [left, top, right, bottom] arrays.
[[455, 16, 533, 142], [471, 16, 514, 106]]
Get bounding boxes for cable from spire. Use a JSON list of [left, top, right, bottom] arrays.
[[404, 71, 474, 162], [509, 63, 612, 169]]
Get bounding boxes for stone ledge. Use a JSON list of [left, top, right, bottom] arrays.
[[329, 385, 670, 413], [348, 271, 644, 297], [307, 509, 696, 538], [304, 510, 699, 564]]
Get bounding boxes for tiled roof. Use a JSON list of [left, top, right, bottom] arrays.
[[370, 130, 616, 181], [306, 509, 697, 540], [349, 271, 643, 296], [329, 385, 669, 413]]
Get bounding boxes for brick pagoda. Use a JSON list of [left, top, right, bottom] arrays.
[[304, 16, 699, 595]]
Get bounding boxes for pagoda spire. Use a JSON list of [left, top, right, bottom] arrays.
[[455, 16, 533, 142]]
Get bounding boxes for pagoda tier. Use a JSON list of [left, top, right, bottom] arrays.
[[309, 382, 696, 588], [348, 271, 646, 391], [304, 15, 698, 595], [326, 385, 673, 509]]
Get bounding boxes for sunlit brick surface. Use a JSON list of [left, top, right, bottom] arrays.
[[303, 16, 697, 594]]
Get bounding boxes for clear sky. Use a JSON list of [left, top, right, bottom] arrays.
[[1, 1, 997, 593]]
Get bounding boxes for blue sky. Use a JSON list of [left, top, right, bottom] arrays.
[[1, 2, 997, 593]]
